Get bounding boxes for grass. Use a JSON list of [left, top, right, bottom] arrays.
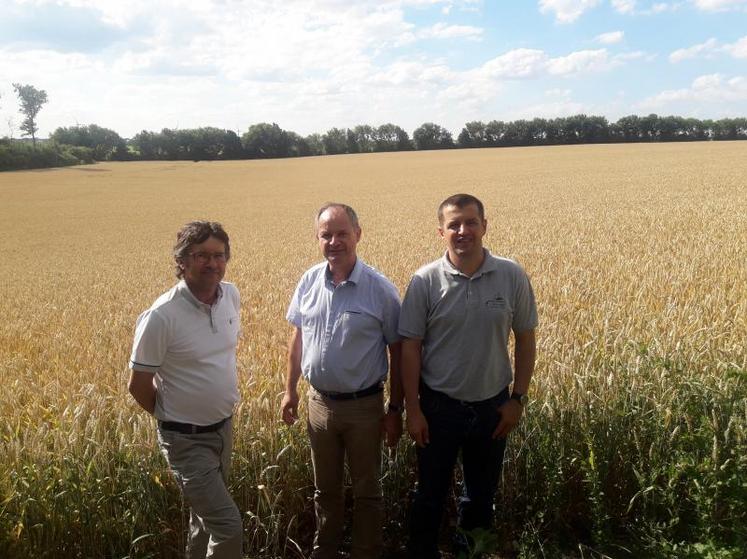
[[1, 142, 745, 558]]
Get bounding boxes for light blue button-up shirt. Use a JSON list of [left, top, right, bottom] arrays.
[[287, 258, 401, 393]]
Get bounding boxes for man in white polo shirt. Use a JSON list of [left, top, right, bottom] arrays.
[[400, 194, 538, 558], [128, 221, 242, 559], [281, 203, 403, 559]]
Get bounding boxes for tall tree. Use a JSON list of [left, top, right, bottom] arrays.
[[12, 83, 48, 147], [413, 122, 454, 150]]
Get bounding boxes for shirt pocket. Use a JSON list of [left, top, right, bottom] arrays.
[[338, 309, 381, 345]]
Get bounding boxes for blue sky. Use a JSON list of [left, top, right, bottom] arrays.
[[1, 0, 746, 139]]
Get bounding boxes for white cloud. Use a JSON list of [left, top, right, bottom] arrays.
[[691, 0, 747, 11], [595, 31, 624, 44], [724, 35, 747, 58], [417, 22, 484, 40], [479, 49, 549, 79], [639, 73, 747, 108], [511, 99, 586, 119], [611, 0, 637, 14], [547, 49, 613, 75], [669, 38, 719, 62], [538, 0, 601, 23], [669, 36, 747, 62]]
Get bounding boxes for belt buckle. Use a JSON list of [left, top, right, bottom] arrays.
[[191, 424, 197, 434]]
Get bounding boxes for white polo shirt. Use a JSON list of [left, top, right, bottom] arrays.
[[129, 280, 241, 425], [286, 258, 401, 393]]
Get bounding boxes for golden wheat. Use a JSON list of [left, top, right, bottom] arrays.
[[1, 142, 745, 558]]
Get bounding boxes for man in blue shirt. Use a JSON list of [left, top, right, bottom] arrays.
[[281, 203, 403, 559]]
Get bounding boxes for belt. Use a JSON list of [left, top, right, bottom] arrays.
[[159, 416, 230, 434], [314, 382, 383, 401]]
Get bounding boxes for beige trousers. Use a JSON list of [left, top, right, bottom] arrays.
[[157, 419, 242, 559], [307, 388, 385, 559]]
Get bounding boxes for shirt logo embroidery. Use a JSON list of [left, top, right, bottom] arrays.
[[485, 295, 506, 309]]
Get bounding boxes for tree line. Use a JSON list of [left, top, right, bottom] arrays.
[[2, 82, 747, 171]]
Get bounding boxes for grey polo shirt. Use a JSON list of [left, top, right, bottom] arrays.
[[286, 258, 401, 393], [399, 250, 538, 402], [129, 281, 241, 425]]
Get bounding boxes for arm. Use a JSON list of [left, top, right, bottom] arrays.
[[382, 341, 403, 447], [128, 370, 157, 415], [493, 328, 536, 439], [402, 337, 429, 447], [281, 327, 303, 425]]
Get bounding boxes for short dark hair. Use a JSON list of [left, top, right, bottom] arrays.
[[173, 221, 231, 278], [438, 193, 485, 223], [316, 203, 360, 230]]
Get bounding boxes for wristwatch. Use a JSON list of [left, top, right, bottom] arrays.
[[386, 402, 404, 414], [510, 392, 528, 407]]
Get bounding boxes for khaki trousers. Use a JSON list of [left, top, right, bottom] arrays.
[[157, 419, 243, 559], [307, 388, 385, 559]]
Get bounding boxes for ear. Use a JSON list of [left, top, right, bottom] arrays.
[[355, 227, 362, 242], [437, 226, 445, 239]]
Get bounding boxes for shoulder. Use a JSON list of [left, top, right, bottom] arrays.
[[412, 258, 443, 281], [359, 261, 399, 295], [487, 253, 527, 277], [146, 284, 181, 314], [296, 262, 326, 289], [220, 281, 241, 308], [136, 284, 180, 330], [302, 261, 327, 281]]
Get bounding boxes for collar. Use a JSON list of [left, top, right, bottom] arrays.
[[440, 249, 498, 279], [325, 257, 363, 286], [177, 280, 223, 308]]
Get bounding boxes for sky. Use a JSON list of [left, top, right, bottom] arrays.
[[1, 0, 746, 139]]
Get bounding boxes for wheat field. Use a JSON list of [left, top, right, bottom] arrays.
[[1, 142, 745, 558]]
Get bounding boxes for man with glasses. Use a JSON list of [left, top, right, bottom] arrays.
[[281, 203, 403, 559], [128, 221, 243, 559], [400, 194, 538, 558]]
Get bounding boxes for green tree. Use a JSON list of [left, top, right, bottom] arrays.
[[413, 122, 454, 150], [322, 128, 348, 155], [12, 83, 48, 147], [374, 123, 411, 151], [242, 122, 291, 158], [51, 124, 126, 160]]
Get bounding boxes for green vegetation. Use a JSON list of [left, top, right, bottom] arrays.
[[0, 140, 93, 171]]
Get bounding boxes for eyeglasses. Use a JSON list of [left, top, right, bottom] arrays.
[[188, 252, 227, 264]]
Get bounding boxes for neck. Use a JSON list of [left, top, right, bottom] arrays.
[[328, 258, 356, 285], [185, 281, 219, 305], [448, 249, 484, 277]]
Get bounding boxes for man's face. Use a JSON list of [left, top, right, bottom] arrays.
[[179, 235, 227, 294], [317, 207, 361, 267], [438, 203, 487, 259]]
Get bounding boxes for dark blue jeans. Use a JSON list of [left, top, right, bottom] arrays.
[[408, 383, 509, 559]]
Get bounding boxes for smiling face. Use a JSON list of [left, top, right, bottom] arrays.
[[178, 235, 227, 297], [316, 206, 361, 270], [438, 202, 487, 262]]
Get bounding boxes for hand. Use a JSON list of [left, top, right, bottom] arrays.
[[492, 399, 523, 439], [280, 389, 299, 425], [382, 411, 403, 447], [406, 407, 430, 448]]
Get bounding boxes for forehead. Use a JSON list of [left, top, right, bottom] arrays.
[[441, 203, 482, 222], [317, 207, 356, 230], [190, 235, 226, 251]]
